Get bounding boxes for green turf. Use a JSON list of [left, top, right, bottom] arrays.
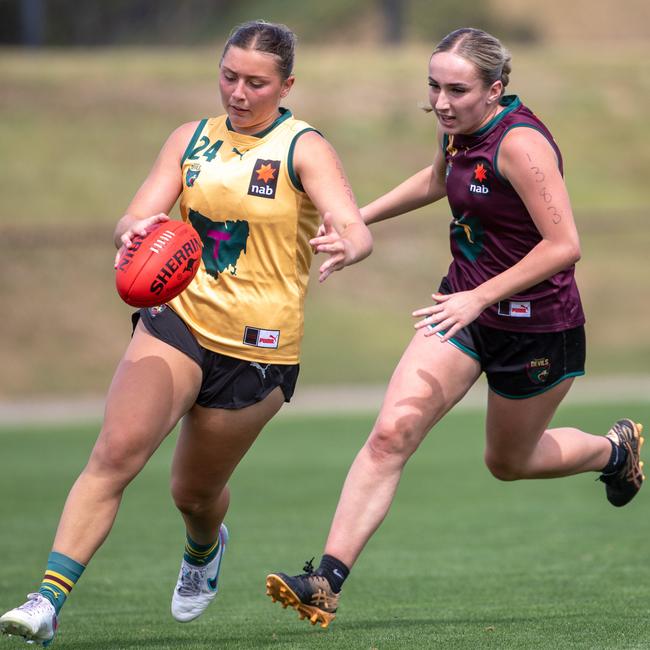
[[1, 401, 649, 648]]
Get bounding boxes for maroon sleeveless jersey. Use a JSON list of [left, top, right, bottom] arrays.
[[442, 95, 585, 333]]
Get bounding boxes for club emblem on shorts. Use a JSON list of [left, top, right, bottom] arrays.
[[185, 163, 201, 187], [248, 159, 280, 199], [243, 326, 280, 349], [527, 357, 550, 384], [469, 160, 490, 195]]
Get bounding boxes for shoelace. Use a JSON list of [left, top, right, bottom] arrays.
[[301, 557, 315, 576], [297, 558, 338, 609], [176, 566, 207, 596], [621, 439, 644, 487], [17, 594, 53, 617], [603, 422, 644, 487]]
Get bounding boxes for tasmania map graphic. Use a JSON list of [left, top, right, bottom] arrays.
[[188, 208, 249, 279]]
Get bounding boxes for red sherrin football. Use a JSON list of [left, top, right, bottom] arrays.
[[115, 220, 202, 307]]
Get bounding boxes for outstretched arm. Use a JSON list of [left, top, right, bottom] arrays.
[[293, 131, 373, 282]]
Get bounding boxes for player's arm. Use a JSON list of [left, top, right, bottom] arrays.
[[113, 121, 199, 252], [471, 127, 580, 307], [415, 127, 580, 341], [293, 131, 373, 282], [360, 131, 448, 225]]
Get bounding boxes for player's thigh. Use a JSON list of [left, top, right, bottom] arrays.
[[171, 386, 285, 496], [485, 377, 574, 461], [92, 321, 202, 471], [372, 329, 481, 450]]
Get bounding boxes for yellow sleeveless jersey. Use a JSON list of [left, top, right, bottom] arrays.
[[169, 109, 320, 364]]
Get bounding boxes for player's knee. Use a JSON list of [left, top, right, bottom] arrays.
[[87, 426, 150, 482], [171, 485, 215, 517], [366, 417, 421, 465], [484, 451, 524, 481]]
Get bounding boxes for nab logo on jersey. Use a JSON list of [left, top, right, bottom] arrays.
[[469, 161, 490, 195], [248, 159, 281, 199]]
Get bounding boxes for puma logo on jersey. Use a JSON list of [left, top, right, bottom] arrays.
[[498, 301, 531, 318], [244, 326, 280, 349]]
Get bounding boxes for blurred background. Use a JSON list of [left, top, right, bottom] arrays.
[[1, 0, 649, 400]]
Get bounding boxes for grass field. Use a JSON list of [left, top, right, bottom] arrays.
[[1, 400, 649, 649]]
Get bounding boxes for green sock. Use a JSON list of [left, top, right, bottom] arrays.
[[38, 551, 85, 615], [184, 534, 220, 567]]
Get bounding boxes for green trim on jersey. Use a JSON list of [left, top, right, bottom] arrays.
[[442, 133, 449, 153], [471, 95, 521, 138], [492, 123, 556, 183], [181, 119, 208, 166], [287, 128, 320, 192], [225, 107, 293, 138]]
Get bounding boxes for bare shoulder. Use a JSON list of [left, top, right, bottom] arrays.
[[293, 129, 331, 158], [167, 121, 203, 148], [154, 121, 203, 166], [498, 125, 559, 181], [499, 125, 556, 162]]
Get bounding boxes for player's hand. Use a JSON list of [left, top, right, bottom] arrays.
[[311, 222, 326, 250], [309, 212, 352, 282], [412, 290, 485, 342], [114, 213, 170, 268]]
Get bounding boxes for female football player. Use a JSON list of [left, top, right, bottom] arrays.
[[266, 27, 644, 628], [0, 20, 372, 646]]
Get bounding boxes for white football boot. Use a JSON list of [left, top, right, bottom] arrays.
[[0, 593, 58, 646], [171, 523, 229, 622]]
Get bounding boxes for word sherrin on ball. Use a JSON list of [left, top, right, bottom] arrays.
[[115, 220, 202, 307]]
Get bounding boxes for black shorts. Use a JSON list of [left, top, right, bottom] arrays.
[[433, 279, 585, 399], [441, 321, 586, 399], [132, 305, 299, 410]]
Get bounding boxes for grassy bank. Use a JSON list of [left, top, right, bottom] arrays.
[[1, 44, 649, 397]]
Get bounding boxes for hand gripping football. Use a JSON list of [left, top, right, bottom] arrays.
[[115, 220, 202, 307]]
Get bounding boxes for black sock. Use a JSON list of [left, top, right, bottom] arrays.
[[601, 438, 628, 474], [317, 554, 350, 593]]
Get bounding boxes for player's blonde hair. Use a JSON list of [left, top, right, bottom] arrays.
[[433, 27, 511, 93]]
